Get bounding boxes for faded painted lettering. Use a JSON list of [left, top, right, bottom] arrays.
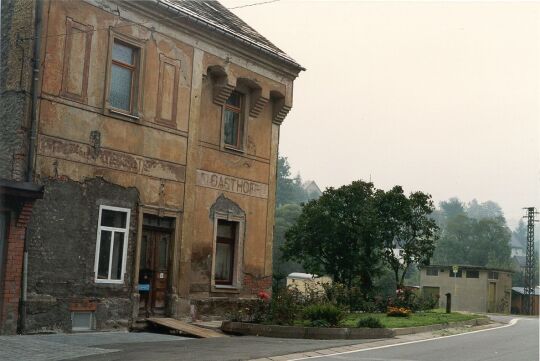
[[196, 169, 268, 199]]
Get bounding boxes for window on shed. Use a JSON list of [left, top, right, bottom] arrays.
[[426, 268, 439, 276], [449, 269, 463, 278], [466, 270, 480, 278], [488, 271, 499, 280]]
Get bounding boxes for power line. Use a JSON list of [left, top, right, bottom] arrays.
[[228, 0, 281, 10]]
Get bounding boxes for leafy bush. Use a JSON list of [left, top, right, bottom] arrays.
[[356, 316, 384, 328], [321, 282, 368, 310], [413, 294, 439, 311], [303, 303, 345, 327], [309, 319, 331, 328], [227, 293, 270, 323], [387, 306, 411, 317], [270, 287, 303, 325]]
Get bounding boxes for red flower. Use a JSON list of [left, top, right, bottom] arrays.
[[257, 290, 270, 300]]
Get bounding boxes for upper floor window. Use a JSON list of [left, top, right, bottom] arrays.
[[94, 205, 130, 283], [426, 268, 438, 276], [109, 40, 138, 113], [488, 271, 499, 280], [223, 91, 244, 149]]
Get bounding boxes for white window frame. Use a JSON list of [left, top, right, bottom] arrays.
[[71, 311, 95, 332], [94, 205, 131, 284]]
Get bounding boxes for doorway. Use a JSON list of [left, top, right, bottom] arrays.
[[488, 282, 497, 312], [139, 215, 174, 317]]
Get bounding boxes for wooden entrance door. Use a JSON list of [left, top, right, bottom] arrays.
[[139, 229, 170, 316], [488, 282, 497, 312]]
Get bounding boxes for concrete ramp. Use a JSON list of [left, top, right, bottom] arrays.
[[146, 318, 225, 338]]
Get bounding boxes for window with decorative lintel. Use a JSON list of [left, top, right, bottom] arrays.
[[210, 195, 245, 291]]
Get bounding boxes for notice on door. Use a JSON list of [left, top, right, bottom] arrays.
[[196, 169, 268, 199]]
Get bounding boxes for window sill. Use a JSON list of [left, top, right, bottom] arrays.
[[94, 279, 125, 285], [223, 145, 245, 154], [212, 284, 240, 294], [105, 107, 140, 122]]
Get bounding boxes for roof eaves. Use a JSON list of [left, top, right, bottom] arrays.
[[157, 0, 305, 72], [422, 264, 514, 273]]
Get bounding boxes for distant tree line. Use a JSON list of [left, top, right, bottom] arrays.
[[273, 155, 320, 286], [430, 197, 513, 269]]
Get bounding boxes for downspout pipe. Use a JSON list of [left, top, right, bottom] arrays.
[[19, 0, 42, 334], [26, 0, 42, 183]]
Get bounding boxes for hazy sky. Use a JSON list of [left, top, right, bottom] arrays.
[[222, 0, 540, 227]]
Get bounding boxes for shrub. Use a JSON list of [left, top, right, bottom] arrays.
[[226, 294, 270, 323], [356, 316, 384, 328], [413, 294, 439, 311], [270, 287, 303, 325], [387, 306, 411, 317], [321, 282, 368, 310], [309, 319, 331, 328], [303, 303, 345, 327]]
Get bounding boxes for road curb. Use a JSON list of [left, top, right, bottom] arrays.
[[222, 317, 489, 340], [391, 317, 490, 335]]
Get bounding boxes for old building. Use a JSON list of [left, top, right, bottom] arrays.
[[420, 265, 512, 313], [511, 286, 539, 315], [0, 0, 303, 334]]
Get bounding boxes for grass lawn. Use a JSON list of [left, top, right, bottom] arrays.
[[341, 309, 486, 328]]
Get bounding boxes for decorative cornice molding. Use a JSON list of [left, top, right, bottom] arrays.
[[212, 82, 234, 106], [273, 102, 292, 125], [249, 95, 269, 118]]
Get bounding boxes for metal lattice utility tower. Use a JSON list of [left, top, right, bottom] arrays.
[[523, 207, 538, 315]]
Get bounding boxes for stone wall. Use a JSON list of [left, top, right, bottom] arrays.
[[25, 177, 139, 332], [0, 0, 35, 181]]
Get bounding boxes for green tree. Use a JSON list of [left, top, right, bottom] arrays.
[[439, 198, 466, 221], [466, 199, 504, 221], [513, 219, 527, 248], [282, 181, 383, 291], [276, 155, 307, 206], [432, 214, 511, 268], [272, 203, 304, 286], [375, 186, 439, 289]]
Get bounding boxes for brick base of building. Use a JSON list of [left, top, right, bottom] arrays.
[[1, 201, 34, 335]]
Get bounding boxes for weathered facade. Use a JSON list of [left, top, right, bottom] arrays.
[[0, 0, 302, 333], [0, 0, 45, 334], [420, 265, 512, 313]]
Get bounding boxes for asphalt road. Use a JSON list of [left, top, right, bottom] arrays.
[[71, 334, 372, 361], [294, 316, 539, 361]]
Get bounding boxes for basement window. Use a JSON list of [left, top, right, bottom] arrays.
[[72, 312, 95, 331], [94, 205, 131, 283]]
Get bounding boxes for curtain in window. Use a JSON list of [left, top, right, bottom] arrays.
[[215, 242, 232, 283]]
